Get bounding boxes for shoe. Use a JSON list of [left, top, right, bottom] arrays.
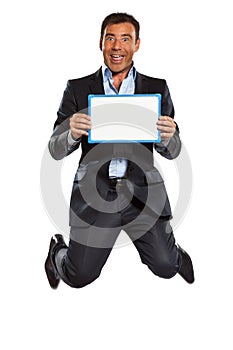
[[44, 234, 66, 289], [177, 245, 195, 284]]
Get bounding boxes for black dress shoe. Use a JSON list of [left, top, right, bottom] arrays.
[[177, 245, 195, 284], [44, 234, 66, 289]]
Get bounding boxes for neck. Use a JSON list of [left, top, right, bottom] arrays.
[[111, 64, 133, 91]]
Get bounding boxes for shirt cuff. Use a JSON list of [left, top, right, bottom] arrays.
[[67, 130, 81, 147]]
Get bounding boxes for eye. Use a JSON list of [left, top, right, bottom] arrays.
[[122, 37, 129, 42], [106, 37, 114, 41]]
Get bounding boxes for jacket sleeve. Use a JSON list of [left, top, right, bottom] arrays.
[[154, 80, 181, 159], [48, 81, 81, 160], [155, 130, 182, 160]]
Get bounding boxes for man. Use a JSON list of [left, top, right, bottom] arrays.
[[45, 12, 194, 289]]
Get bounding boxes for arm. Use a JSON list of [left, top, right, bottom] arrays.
[[154, 81, 181, 159], [155, 127, 181, 160], [48, 81, 91, 160]]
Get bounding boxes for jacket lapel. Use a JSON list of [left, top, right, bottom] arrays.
[[135, 72, 149, 94], [89, 68, 105, 95]]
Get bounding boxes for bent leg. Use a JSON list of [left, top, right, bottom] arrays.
[[129, 217, 180, 279], [55, 225, 121, 288], [55, 240, 112, 288]]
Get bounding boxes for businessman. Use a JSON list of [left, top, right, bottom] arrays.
[[45, 12, 194, 289]]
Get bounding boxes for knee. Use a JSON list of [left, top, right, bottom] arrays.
[[148, 259, 179, 279], [66, 268, 101, 288]]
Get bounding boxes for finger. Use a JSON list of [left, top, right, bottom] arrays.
[[72, 115, 91, 123], [71, 117, 92, 128], [71, 128, 89, 138], [73, 113, 91, 119], [157, 119, 175, 127], [72, 120, 92, 129], [157, 121, 172, 128], [74, 129, 89, 136], [159, 115, 173, 121], [157, 125, 175, 132], [157, 116, 176, 126], [72, 114, 91, 124]]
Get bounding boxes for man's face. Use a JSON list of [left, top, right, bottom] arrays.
[[100, 22, 140, 74]]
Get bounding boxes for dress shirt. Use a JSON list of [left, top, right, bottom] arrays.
[[102, 63, 136, 178]]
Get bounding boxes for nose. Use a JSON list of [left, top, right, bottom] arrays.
[[112, 39, 122, 50]]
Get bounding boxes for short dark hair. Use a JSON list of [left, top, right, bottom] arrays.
[[100, 13, 140, 42]]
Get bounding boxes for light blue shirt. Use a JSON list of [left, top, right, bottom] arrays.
[[102, 63, 136, 178]]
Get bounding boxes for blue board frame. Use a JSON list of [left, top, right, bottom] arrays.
[[88, 94, 161, 143]]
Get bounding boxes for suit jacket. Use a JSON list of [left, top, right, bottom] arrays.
[[48, 68, 182, 226]]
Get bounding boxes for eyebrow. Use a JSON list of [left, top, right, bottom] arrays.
[[105, 33, 133, 39]]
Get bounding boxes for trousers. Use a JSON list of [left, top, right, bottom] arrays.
[[55, 180, 181, 288]]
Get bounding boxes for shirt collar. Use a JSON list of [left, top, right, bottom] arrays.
[[102, 62, 136, 82]]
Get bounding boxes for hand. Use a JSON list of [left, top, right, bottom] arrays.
[[70, 113, 92, 139], [157, 116, 176, 140]]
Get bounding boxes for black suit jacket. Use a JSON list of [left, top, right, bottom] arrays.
[[49, 68, 181, 226]]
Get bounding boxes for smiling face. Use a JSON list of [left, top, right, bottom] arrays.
[[100, 22, 140, 75]]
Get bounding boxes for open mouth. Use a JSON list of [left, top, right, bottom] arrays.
[[110, 54, 124, 63]]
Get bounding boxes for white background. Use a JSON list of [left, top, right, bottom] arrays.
[[1, 0, 233, 349]]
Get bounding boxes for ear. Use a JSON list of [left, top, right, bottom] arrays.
[[99, 38, 103, 51], [135, 38, 140, 52]]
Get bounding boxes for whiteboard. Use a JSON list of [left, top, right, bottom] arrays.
[[88, 94, 161, 143]]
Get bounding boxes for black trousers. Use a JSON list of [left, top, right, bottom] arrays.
[[55, 182, 181, 288]]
